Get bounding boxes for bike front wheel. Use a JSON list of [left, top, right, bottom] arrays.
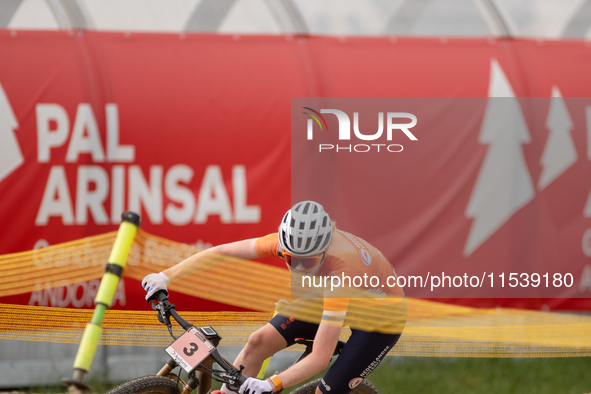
[[290, 378, 379, 394], [106, 375, 181, 394]]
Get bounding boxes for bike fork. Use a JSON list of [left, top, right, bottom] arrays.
[[157, 358, 177, 377], [157, 357, 213, 394]]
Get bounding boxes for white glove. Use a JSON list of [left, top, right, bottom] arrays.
[[239, 377, 273, 394], [220, 383, 238, 394], [142, 272, 171, 301]]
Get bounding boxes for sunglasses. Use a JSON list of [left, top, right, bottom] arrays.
[[280, 250, 325, 270]]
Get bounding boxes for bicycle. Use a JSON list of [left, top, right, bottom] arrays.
[[106, 291, 380, 394]]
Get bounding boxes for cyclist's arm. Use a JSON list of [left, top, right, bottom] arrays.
[[275, 318, 343, 388], [163, 239, 258, 283]]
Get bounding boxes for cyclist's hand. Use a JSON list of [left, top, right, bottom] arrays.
[[142, 272, 171, 301], [239, 377, 273, 394]]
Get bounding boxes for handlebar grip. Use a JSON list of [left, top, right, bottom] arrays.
[[152, 290, 172, 327], [153, 289, 169, 303], [227, 375, 247, 393]]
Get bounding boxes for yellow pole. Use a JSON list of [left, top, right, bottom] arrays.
[[62, 211, 140, 391]]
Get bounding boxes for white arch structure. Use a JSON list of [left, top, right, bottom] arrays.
[[0, 0, 589, 38]]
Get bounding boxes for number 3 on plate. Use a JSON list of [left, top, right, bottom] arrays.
[[184, 342, 198, 357]]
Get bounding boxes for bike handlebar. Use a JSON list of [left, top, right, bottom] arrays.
[[152, 290, 248, 389], [154, 289, 168, 303], [154, 290, 193, 330]]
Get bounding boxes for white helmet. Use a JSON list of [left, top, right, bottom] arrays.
[[278, 201, 333, 256]]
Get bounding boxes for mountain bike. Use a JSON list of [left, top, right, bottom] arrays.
[[106, 291, 379, 394]]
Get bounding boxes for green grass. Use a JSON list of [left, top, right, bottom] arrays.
[[11, 378, 118, 394], [365, 357, 591, 394], [278, 357, 591, 394], [8, 357, 591, 394]]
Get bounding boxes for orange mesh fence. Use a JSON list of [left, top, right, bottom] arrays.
[[0, 230, 291, 312], [1, 301, 590, 357], [1, 230, 591, 357]]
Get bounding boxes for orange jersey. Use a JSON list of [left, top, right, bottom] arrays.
[[255, 230, 406, 333]]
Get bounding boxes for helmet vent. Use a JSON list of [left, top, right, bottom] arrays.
[[320, 236, 331, 251], [313, 237, 323, 251], [278, 201, 333, 257]]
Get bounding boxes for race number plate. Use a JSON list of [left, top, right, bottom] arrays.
[[165, 326, 215, 373]]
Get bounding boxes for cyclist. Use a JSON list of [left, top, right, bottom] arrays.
[[143, 201, 406, 394]]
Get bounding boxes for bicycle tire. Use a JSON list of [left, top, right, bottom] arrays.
[[290, 378, 379, 394], [106, 375, 180, 394]]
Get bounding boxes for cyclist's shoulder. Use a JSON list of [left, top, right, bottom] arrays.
[[257, 232, 278, 241], [254, 233, 279, 257], [331, 229, 378, 249], [327, 230, 383, 260]]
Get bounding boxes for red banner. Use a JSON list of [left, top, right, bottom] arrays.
[[0, 31, 590, 310]]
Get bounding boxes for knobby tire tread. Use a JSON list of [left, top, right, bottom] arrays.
[[106, 375, 180, 394], [290, 378, 379, 394]]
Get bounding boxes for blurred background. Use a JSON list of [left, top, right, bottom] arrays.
[[2, 0, 591, 38]]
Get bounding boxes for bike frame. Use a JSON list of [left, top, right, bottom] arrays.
[[152, 291, 245, 394], [155, 347, 239, 394], [150, 291, 346, 394]]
